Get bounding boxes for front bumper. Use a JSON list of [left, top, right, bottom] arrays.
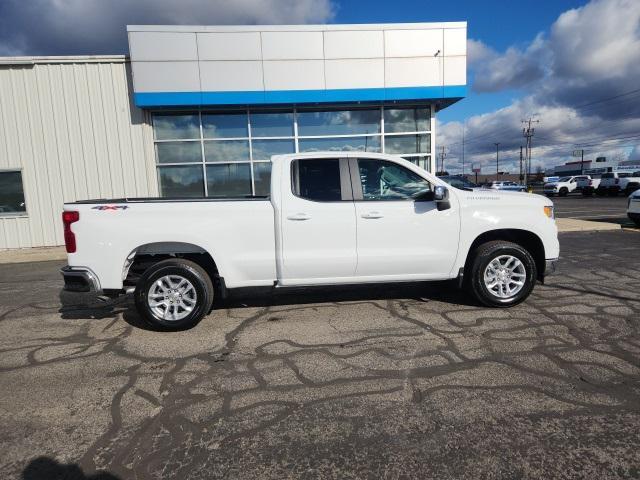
[[544, 258, 559, 276], [61, 266, 101, 293]]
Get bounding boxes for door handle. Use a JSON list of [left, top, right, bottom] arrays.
[[361, 211, 384, 219], [287, 213, 312, 221]]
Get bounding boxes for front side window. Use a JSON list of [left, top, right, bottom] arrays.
[[0, 171, 26, 215], [357, 159, 431, 201], [292, 159, 342, 202]]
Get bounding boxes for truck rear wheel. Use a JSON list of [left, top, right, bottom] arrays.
[[134, 258, 214, 330], [467, 241, 537, 308], [559, 187, 568, 197]]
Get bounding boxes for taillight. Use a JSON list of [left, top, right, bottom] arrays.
[[62, 211, 79, 253]]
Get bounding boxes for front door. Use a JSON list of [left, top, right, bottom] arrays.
[[278, 157, 357, 284], [351, 158, 460, 279]]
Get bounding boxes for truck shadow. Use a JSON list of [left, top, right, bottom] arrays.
[[58, 281, 476, 331], [215, 280, 473, 309], [22, 456, 121, 479]]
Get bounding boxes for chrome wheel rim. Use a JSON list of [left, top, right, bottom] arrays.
[[483, 255, 526, 299], [147, 275, 197, 321]]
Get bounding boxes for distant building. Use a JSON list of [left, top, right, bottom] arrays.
[[549, 157, 640, 176]]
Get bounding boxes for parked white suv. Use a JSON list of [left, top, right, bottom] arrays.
[[597, 171, 640, 196], [61, 152, 559, 330], [628, 189, 640, 227], [543, 176, 590, 196]]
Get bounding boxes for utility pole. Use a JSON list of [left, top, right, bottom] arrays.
[[494, 142, 500, 181], [438, 146, 447, 175], [522, 118, 540, 187], [519, 146, 524, 183], [461, 122, 465, 177]]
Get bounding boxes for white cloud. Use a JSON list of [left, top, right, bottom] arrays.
[[0, 0, 335, 55], [439, 0, 640, 173]]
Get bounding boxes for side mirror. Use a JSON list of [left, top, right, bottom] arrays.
[[434, 185, 451, 211]]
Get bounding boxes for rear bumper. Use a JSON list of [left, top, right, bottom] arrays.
[[628, 212, 640, 221], [61, 266, 101, 293], [544, 258, 559, 276]]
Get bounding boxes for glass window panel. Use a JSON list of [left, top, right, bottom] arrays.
[[204, 140, 250, 162], [206, 163, 252, 197], [158, 166, 204, 197], [292, 159, 342, 201], [154, 114, 200, 140], [403, 155, 431, 171], [251, 112, 294, 137], [384, 107, 430, 133], [297, 109, 380, 136], [298, 136, 381, 153], [384, 134, 431, 154], [251, 139, 295, 160], [0, 171, 26, 214], [253, 162, 272, 196], [357, 159, 431, 201], [156, 142, 202, 164], [202, 112, 248, 138]]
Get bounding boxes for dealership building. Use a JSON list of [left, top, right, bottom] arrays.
[[0, 22, 467, 249]]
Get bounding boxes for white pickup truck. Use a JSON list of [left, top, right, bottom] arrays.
[[596, 171, 640, 196], [61, 153, 559, 330], [543, 175, 590, 196]]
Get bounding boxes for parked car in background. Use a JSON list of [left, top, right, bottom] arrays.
[[628, 189, 640, 227], [543, 176, 560, 184], [597, 171, 640, 196], [61, 152, 559, 329], [485, 181, 526, 192], [543, 175, 590, 196], [438, 175, 478, 190], [577, 176, 600, 196]]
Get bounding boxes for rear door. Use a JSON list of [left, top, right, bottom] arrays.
[[278, 157, 357, 284], [350, 158, 460, 279]]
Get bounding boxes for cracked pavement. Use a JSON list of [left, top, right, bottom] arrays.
[[1, 230, 640, 479]]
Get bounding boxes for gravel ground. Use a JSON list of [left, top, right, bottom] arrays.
[[1, 230, 640, 479]]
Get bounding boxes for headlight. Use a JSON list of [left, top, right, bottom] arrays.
[[544, 206, 554, 219]]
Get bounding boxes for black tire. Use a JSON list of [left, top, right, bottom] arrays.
[[608, 188, 618, 197], [467, 240, 537, 308], [633, 218, 640, 228], [595, 189, 606, 197], [559, 187, 568, 197], [582, 189, 593, 197], [134, 258, 214, 330]]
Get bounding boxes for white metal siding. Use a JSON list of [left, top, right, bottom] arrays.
[[0, 59, 156, 249]]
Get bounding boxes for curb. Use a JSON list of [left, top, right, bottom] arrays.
[[555, 218, 621, 233]]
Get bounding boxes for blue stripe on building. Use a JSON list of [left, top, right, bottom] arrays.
[[134, 86, 467, 108]]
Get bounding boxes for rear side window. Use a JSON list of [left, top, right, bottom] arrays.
[[619, 173, 631, 178], [292, 158, 342, 201], [601, 173, 614, 179]]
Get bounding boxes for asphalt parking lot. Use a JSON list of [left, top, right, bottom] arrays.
[[2, 230, 640, 479], [551, 194, 632, 224]]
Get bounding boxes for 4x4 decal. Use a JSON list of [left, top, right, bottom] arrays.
[[91, 205, 129, 210]]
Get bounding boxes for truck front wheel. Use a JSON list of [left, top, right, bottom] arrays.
[[134, 258, 214, 330], [468, 241, 537, 308]]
